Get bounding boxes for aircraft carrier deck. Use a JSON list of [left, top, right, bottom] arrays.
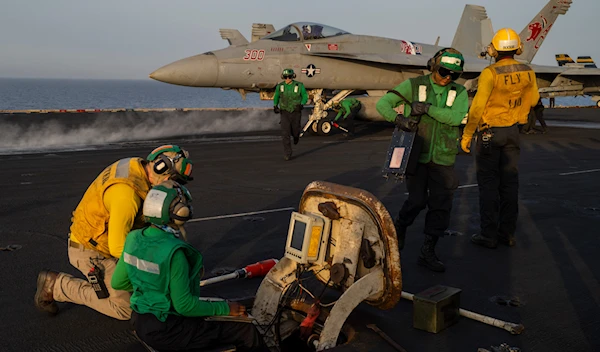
[[0, 107, 598, 352]]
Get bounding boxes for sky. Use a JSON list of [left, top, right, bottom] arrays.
[[0, 0, 598, 80]]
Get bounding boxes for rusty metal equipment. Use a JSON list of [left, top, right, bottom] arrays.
[[252, 181, 403, 351]]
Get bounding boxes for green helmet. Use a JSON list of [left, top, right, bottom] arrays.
[[281, 68, 296, 79], [143, 180, 193, 226], [438, 51, 464, 73]]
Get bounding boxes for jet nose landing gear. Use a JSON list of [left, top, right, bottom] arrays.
[[252, 181, 402, 351]]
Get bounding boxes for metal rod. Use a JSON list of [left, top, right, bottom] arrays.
[[400, 291, 524, 335]]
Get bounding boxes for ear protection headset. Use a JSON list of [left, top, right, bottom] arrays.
[[147, 145, 193, 182], [170, 185, 193, 225], [486, 43, 523, 58]]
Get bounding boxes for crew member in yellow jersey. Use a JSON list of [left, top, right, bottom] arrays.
[[461, 28, 539, 249], [34, 145, 194, 320]]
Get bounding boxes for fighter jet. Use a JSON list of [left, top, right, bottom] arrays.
[[554, 54, 600, 106], [150, 0, 600, 135]]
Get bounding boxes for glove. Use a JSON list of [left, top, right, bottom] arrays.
[[394, 115, 418, 133], [461, 136, 472, 153], [273, 106, 280, 114], [410, 102, 431, 117]]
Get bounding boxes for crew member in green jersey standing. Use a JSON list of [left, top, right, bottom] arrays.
[[273, 68, 308, 160], [376, 48, 469, 272]]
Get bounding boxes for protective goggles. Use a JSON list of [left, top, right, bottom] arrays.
[[438, 67, 461, 81], [168, 153, 193, 183], [283, 75, 294, 79]]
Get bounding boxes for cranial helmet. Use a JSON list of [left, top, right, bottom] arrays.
[[427, 48, 465, 73], [487, 28, 523, 58], [143, 180, 193, 227], [147, 145, 193, 184], [281, 68, 296, 79]]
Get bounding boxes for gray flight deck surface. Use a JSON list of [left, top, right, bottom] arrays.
[[0, 108, 599, 352]]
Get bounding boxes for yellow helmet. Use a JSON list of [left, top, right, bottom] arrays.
[[487, 28, 523, 57]]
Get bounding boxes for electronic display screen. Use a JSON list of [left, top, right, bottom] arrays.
[[290, 220, 307, 250]]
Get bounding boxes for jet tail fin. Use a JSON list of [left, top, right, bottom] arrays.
[[251, 23, 275, 42], [451, 4, 494, 58], [516, 0, 572, 63], [219, 29, 249, 46], [556, 54, 574, 66], [577, 56, 597, 68]]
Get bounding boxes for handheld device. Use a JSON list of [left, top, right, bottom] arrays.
[[88, 266, 109, 299]]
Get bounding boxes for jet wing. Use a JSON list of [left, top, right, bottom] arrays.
[[303, 51, 489, 73], [559, 68, 600, 76]]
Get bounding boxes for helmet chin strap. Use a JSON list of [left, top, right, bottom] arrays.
[[157, 224, 188, 242]]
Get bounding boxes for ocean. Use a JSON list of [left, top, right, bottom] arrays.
[[0, 78, 595, 110]]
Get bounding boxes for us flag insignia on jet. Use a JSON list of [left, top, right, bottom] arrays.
[[302, 64, 321, 77]]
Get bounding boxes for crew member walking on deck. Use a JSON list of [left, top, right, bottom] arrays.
[[34, 145, 194, 320], [461, 28, 540, 249], [273, 68, 308, 161], [333, 97, 361, 137], [376, 48, 469, 272]]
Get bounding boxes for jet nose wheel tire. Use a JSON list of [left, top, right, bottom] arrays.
[[317, 120, 333, 136], [310, 120, 320, 135]]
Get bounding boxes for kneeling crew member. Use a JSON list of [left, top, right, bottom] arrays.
[[334, 97, 361, 136], [461, 28, 539, 248], [112, 181, 267, 352], [273, 68, 308, 160], [376, 48, 469, 272], [34, 145, 194, 320]]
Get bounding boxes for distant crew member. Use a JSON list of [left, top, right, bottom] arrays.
[[461, 28, 540, 249], [521, 98, 546, 134], [34, 145, 194, 320], [334, 97, 361, 137], [376, 48, 469, 272], [273, 68, 308, 161]]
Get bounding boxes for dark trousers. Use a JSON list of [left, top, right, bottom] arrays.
[[397, 162, 458, 237], [523, 108, 547, 132], [342, 110, 357, 134], [475, 125, 520, 240], [280, 109, 301, 157], [134, 312, 267, 352]]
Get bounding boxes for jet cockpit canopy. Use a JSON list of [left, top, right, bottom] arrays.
[[263, 22, 350, 42]]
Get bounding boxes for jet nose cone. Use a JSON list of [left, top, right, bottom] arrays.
[[150, 53, 218, 87]]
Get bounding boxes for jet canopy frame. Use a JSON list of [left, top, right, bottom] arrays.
[[262, 22, 350, 42]]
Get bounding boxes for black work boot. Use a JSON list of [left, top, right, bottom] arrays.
[[471, 234, 498, 249], [418, 235, 445, 272], [34, 270, 59, 315], [394, 218, 407, 251], [498, 233, 516, 247]]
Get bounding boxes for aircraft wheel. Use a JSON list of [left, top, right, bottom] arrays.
[[597, 100, 600, 108], [310, 121, 319, 135], [317, 120, 333, 136]]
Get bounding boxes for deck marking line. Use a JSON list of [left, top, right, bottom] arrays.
[[189, 207, 295, 222], [559, 169, 600, 176]]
